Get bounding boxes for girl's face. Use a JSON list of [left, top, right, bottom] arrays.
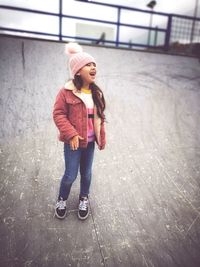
[[77, 62, 96, 87]]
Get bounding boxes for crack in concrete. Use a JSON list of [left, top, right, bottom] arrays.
[[90, 201, 107, 267], [21, 41, 25, 71]]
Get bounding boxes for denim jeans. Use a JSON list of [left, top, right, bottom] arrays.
[[58, 142, 95, 201]]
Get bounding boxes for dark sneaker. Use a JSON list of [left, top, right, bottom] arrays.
[[55, 198, 67, 219], [78, 197, 89, 220]]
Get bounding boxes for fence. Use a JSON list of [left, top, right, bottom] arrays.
[[0, 0, 199, 56]]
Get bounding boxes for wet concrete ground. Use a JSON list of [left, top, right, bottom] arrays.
[[0, 36, 200, 267]]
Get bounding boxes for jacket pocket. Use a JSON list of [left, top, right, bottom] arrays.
[[66, 97, 82, 125], [66, 97, 82, 105]]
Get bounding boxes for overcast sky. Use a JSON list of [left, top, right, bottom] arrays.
[[0, 0, 199, 15], [95, 0, 199, 15]]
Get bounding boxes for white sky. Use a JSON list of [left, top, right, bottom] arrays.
[[95, 0, 199, 15], [0, 0, 199, 15]]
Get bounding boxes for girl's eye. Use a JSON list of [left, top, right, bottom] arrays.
[[86, 63, 96, 67]]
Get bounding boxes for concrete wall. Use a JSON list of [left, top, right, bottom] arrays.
[[1, 36, 199, 146]]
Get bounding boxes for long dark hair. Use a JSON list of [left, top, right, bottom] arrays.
[[73, 75, 106, 120]]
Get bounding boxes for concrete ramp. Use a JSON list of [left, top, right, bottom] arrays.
[[0, 36, 200, 267]]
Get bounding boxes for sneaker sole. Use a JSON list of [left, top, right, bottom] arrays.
[[54, 210, 67, 220], [78, 212, 89, 220]]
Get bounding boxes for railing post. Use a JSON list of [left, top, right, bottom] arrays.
[[59, 0, 62, 41], [147, 10, 153, 47], [190, 0, 199, 44], [116, 7, 121, 47], [164, 14, 172, 51], [154, 26, 158, 46]]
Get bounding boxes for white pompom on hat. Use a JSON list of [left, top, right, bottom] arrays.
[[65, 42, 96, 78]]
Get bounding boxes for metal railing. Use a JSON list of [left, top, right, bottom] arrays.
[[0, 0, 199, 56]]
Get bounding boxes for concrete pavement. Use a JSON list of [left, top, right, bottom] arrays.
[[0, 36, 200, 267]]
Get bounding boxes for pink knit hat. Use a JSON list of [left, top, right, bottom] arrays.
[[65, 42, 96, 77]]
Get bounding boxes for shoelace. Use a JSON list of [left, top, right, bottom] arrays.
[[56, 199, 66, 210], [79, 198, 88, 211]]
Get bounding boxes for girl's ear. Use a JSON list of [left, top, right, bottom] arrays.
[[76, 72, 81, 76]]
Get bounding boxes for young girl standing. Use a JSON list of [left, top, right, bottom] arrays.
[[53, 43, 106, 220]]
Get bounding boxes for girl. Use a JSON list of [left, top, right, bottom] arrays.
[[53, 43, 106, 220]]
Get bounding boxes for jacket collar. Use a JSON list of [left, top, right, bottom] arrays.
[[64, 80, 77, 92], [64, 80, 101, 122], [64, 80, 88, 106]]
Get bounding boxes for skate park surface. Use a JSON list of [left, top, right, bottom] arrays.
[[0, 36, 200, 267]]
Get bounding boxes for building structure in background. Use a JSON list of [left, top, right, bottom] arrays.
[[0, 0, 199, 57]]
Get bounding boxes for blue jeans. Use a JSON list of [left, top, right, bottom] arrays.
[[58, 142, 95, 201]]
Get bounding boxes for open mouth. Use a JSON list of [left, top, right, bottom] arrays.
[[89, 72, 96, 78]]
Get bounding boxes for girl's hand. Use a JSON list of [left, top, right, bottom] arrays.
[[70, 135, 84, 150], [98, 144, 105, 150]]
